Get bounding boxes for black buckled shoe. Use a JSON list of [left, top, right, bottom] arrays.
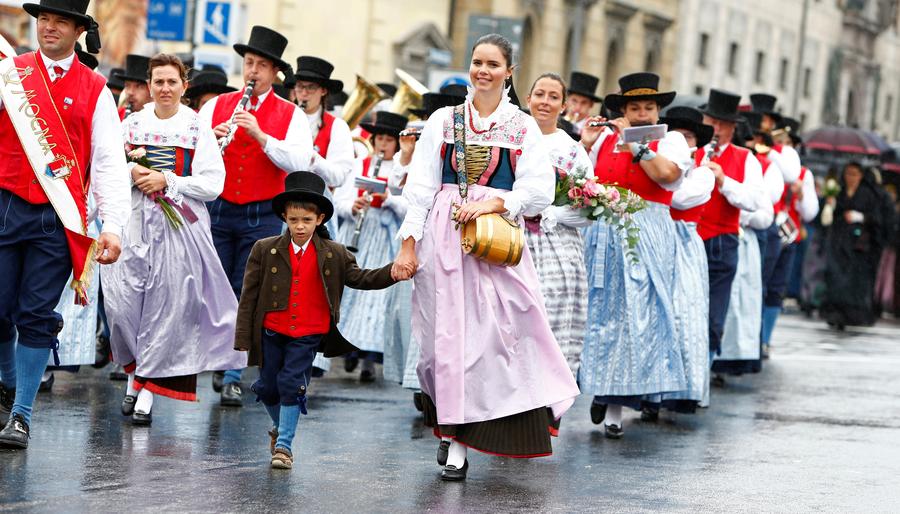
[[0, 384, 14, 426], [590, 401, 607, 425], [344, 356, 359, 373], [132, 410, 152, 426], [604, 423, 624, 439], [220, 382, 243, 407], [440, 459, 468, 481], [0, 413, 30, 449], [436, 440, 450, 466], [121, 395, 137, 416], [211, 371, 225, 393]]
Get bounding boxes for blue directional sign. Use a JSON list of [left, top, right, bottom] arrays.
[[147, 0, 190, 42], [201, 1, 231, 45]]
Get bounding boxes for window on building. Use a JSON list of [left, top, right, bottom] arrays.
[[645, 50, 657, 73], [886, 95, 893, 122], [803, 67, 812, 98], [728, 42, 740, 76], [695, 85, 704, 96], [754, 51, 766, 83], [698, 33, 709, 67], [779, 58, 789, 90]]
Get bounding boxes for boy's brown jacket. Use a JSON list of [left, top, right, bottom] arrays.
[[234, 232, 395, 366]]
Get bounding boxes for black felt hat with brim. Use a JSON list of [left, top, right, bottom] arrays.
[[603, 72, 676, 113], [115, 54, 150, 83], [106, 68, 125, 90], [699, 88, 745, 123], [23, 0, 91, 28], [409, 92, 464, 119], [568, 71, 601, 103], [75, 42, 97, 70], [360, 111, 409, 138], [293, 56, 343, 94], [272, 172, 334, 223], [660, 106, 713, 148], [185, 70, 236, 99], [233, 25, 291, 73], [750, 93, 783, 124]]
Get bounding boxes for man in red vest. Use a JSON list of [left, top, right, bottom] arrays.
[[0, 0, 130, 449], [696, 89, 766, 362], [114, 54, 150, 120], [198, 25, 314, 406]]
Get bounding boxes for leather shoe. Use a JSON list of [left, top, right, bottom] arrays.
[[436, 440, 450, 466], [121, 395, 137, 416], [640, 405, 659, 422], [109, 364, 127, 381], [0, 413, 30, 449], [93, 336, 111, 369], [211, 371, 225, 393], [268, 427, 279, 454], [220, 382, 243, 407], [604, 423, 624, 439], [360, 369, 375, 383], [590, 401, 607, 425], [440, 459, 468, 481], [132, 410, 152, 426], [711, 374, 726, 388], [38, 373, 54, 393], [344, 356, 359, 373], [271, 447, 293, 469], [0, 384, 14, 426]]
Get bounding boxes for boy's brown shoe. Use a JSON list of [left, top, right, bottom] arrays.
[[271, 447, 293, 469]]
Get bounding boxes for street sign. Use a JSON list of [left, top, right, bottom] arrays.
[[147, 0, 190, 42], [427, 69, 469, 92], [200, 0, 231, 45]]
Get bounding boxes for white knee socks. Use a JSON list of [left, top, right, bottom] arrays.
[[135, 388, 154, 414], [446, 440, 467, 468], [126, 373, 137, 396], [605, 404, 623, 427]]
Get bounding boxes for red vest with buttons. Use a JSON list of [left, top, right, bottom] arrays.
[[356, 156, 389, 208], [593, 135, 672, 205], [695, 143, 749, 240], [263, 243, 331, 338], [313, 111, 336, 158], [212, 90, 295, 204], [0, 54, 105, 205]]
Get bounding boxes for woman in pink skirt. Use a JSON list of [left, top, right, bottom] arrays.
[[391, 34, 580, 481]]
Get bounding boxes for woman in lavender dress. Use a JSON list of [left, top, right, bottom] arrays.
[[102, 54, 246, 425]]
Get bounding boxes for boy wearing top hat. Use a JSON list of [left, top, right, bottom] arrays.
[[234, 172, 402, 469], [0, 0, 130, 448], [696, 88, 767, 362], [198, 26, 318, 406], [114, 54, 151, 119]]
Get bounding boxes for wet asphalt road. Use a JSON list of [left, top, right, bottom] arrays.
[[1, 311, 899, 513]]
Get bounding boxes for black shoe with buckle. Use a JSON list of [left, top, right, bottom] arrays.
[[590, 401, 607, 425], [132, 410, 152, 426], [0, 413, 30, 449], [344, 356, 359, 373], [220, 382, 243, 407], [436, 440, 450, 466], [211, 371, 225, 393], [0, 384, 14, 426], [121, 394, 137, 416], [440, 459, 468, 481], [604, 423, 624, 439]]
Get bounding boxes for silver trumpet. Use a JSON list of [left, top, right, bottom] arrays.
[[218, 80, 256, 155], [347, 152, 384, 253]]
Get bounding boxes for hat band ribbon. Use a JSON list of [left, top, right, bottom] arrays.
[[623, 88, 659, 96]]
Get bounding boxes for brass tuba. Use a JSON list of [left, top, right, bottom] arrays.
[[390, 68, 429, 120], [343, 75, 387, 158]]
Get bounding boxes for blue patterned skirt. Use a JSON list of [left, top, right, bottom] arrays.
[[713, 230, 763, 375], [579, 203, 687, 408]]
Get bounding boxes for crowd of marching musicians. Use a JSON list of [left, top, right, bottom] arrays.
[[2, 2, 899, 479]]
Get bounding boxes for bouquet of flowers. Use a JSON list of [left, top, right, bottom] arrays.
[[127, 146, 185, 230], [823, 177, 841, 198], [554, 165, 647, 261]]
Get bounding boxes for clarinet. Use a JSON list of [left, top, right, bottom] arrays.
[[701, 135, 719, 167], [124, 102, 133, 119], [218, 80, 256, 154], [347, 152, 384, 253]]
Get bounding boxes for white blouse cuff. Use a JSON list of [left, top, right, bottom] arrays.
[[162, 170, 183, 205]]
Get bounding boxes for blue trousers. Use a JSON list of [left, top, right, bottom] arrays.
[[705, 234, 739, 354], [758, 224, 782, 297], [208, 198, 283, 381], [252, 330, 321, 407], [207, 197, 284, 299], [765, 242, 798, 308]]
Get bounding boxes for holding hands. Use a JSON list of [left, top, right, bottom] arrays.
[[391, 238, 418, 281]]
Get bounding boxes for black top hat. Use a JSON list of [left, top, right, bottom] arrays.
[[568, 71, 601, 103], [410, 92, 464, 119], [23, 0, 91, 28], [660, 106, 713, 148], [749, 93, 783, 123], [233, 26, 291, 72], [106, 68, 125, 90], [604, 72, 676, 113], [360, 111, 408, 138], [293, 56, 343, 94], [376, 82, 398, 97], [440, 84, 469, 98], [185, 70, 236, 99], [776, 115, 800, 133], [272, 172, 334, 222], [74, 42, 97, 70], [699, 88, 744, 122], [115, 54, 150, 83]]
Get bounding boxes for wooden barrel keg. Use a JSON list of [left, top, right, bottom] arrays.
[[460, 213, 524, 267]]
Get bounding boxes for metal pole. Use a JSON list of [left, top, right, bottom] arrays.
[[791, 0, 810, 117]]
